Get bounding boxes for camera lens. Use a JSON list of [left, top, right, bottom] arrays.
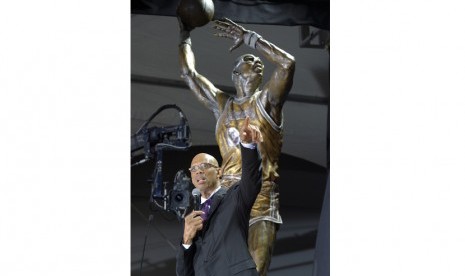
[[175, 193, 184, 202]]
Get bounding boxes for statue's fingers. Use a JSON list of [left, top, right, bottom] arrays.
[[214, 33, 235, 39], [214, 19, 230, 28], [212, 24, 227, 31], [229, 41, 243, 52], [222, 17, 237, 26]]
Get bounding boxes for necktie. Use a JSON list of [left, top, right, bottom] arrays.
[[201, 198, 212, 221]]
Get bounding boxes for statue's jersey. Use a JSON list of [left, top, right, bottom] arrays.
[[215, 92, 283, 225]]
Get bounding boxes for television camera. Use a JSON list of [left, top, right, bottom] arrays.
[[131, 104, 193, 219]]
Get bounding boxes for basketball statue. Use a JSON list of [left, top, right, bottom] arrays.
[[177, 14, 296, 275]]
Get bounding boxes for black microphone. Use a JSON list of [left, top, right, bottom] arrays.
[[192, 188, 201, 211]]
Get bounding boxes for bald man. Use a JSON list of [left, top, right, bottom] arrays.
[[176, 118, 264, 276]]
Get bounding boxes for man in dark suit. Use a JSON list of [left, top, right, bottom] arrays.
[[176, 117, 263, 276]]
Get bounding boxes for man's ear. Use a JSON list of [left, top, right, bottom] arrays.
[[217, 167, 223, 179]]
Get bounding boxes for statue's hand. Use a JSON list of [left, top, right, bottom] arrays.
[[213, 18, 246, 52]]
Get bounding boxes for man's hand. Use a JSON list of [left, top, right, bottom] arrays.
[[183, 210, 205, 245], [213, 18, 246, 52], [240, 117, 263, 144]]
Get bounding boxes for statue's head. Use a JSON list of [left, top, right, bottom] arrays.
[[231, 54, 264, 96]]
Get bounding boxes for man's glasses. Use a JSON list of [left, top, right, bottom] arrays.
[[189, 163, 218, 173]]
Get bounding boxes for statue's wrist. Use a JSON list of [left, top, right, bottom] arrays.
[[243, 31, 262, 49], [179, 31, 192, 46], [180, 38, 192, 46]]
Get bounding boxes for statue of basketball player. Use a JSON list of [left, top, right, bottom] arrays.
[[178, 17, 295, 275]]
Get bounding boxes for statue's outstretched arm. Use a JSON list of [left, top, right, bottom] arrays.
[[178, 19, 228, 117]]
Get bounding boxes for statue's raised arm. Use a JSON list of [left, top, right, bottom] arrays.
[[178, 19, 230, 119]]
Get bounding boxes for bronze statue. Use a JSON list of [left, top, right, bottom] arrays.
[[178, 17, 295, 275]]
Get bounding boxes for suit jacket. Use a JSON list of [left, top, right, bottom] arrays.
[[176, 145, 262, 276]]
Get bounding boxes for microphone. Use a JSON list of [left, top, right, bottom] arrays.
[[192, 188, 201, 211]]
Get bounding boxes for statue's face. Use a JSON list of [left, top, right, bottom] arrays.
[[232, 54, 264, 95], [234, 54, 264, 75]]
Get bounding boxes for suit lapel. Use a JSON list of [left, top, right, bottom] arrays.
[[203, 187, 227, 230]]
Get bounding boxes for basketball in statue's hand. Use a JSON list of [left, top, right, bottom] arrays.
[[177, 0, 214, 29]]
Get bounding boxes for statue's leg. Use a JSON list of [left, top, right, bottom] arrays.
[[248, 220, 278, 276]]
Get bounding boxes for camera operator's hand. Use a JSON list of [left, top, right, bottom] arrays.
[[183, 210, 204, 245]]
